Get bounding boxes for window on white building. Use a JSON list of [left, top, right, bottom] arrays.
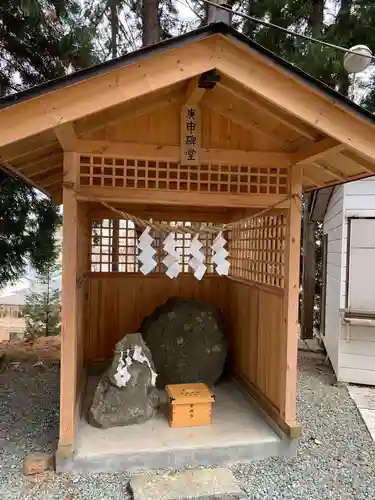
[[347, 218, 375, 314]]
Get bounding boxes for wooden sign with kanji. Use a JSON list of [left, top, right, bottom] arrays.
[[180, 105, 201, 166]]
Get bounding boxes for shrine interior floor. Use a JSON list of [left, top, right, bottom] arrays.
[[59, 378, 297, 473]]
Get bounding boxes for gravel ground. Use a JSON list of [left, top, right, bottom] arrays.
[[1, 354, 375, 500]]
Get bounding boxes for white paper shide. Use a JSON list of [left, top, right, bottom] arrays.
[[188, 235, 207, 280], [137, 227, 157, 275], [212, 231, 230, 276], [114, 346, 158, 388], [162, 232, 181, 279]]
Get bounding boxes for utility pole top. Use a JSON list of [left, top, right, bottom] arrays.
[[207, 0, 233, 26]]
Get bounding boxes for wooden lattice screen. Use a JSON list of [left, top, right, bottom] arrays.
[[79, 156, 289, 195], [229, 214, 286, 288], [91, 219, 215, 273]]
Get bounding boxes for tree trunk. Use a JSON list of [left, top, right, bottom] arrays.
[[46, 270, 50, 337], [244, 0, 257, 37], [309, 0, 324, 37], [110, 0, 118, 58], [142, 0, 161, 47]]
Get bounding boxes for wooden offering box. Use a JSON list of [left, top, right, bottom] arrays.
[[166, 383, 215, 428]]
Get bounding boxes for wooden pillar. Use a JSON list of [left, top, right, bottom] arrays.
[[301, 193, 316, 339], [58, 152, 79, 457], [280, 165, 302, 432]]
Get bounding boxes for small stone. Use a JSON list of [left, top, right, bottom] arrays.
[[33, 361, 46, 370], [314, 439, 322, 445], [23, 453, 54, 475], [88, 333, 159, 428]]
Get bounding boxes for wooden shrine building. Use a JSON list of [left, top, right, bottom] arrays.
[[1, 20, 375, 470]]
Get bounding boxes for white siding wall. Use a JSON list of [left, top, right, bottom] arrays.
[[337, 177, 375, 385], [322, 186, 345, 375]]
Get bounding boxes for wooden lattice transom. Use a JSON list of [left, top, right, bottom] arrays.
[[80, 156, 289, 195], [229, 214, 286, 288], [91, 219, 215, 273]]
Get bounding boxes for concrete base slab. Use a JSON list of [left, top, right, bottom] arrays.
[[348, 385, 375, 443], [57, 379, 297, 473], [130, 468, 245, 500]]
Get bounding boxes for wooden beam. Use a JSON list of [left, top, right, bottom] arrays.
[[39, 171, 63, 188], [0, 139, 59, 164], [183, 77, 206, 105], [302, 168, 322, 188], [203, 87, 289, 149], [77, 186, 290, 209], [54, 123, 77, 151], [339, 149, 375, 174], [311, 160, 347, 182], [0, 38, 215, 149], [30, 164, 61, 183], [216, 36, 375, 163], [59, 152, 79, 454], [0, 159, 50, 197], [280, 165, 302, 424], [75, 87, 182, 137], [292, 138, 342, 164], [18, 152, 62, 176], [73, 139, 291, 166], [218, 79, 317, 140]]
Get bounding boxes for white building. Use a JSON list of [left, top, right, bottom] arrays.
[[0, 227, 62, 341], [312, 177, 375, 385]]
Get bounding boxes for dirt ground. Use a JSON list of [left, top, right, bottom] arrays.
[[1, 342, 375, 499], [0, 336, 60, 363]]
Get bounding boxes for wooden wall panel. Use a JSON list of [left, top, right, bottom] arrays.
[[229, 279, 284, 412], [85, 274, 229, 361], [82, 103, 284, 152]]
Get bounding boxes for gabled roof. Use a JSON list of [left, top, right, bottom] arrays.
[[1, 22, 375, 201], [1, 22, 374, 127]]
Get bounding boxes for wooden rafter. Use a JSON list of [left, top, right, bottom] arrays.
[[183, 76, 206, 105], [203, 87, 289, 149], [75, 87, 183, 138], [1, 140, 59, 164], [302, 168, 322, 188], [215, 36, 375, 163], [18, 152, 62, 176], [339, 149, 375, 174], [217, 79, 318, 141], [292, 138, 343, 164], [310, 160, 347, 182], [40, 171, 63, 188], [0, 159, 50, 196]]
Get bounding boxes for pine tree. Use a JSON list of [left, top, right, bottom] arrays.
[[0, 0, 98, 94], [0, 174, 62, 288], [0, 0, 97, 289], [24, 261, 61, 338]]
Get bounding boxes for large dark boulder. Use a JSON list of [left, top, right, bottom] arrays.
[[140, 298, 227, 388], [89, 333, 159, 428]]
